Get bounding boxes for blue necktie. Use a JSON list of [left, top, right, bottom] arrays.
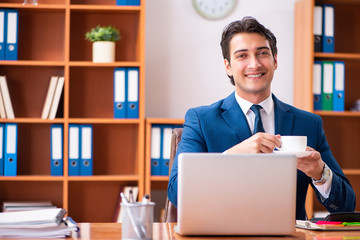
[[250, 104, 265, 134]]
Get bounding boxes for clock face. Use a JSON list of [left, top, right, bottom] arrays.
[[192, 0, 237, 20]]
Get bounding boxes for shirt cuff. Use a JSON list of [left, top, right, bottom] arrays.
[[312, 168, 333, 200]]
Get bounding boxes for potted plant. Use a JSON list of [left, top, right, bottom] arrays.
[[85, 25, 121, 63]]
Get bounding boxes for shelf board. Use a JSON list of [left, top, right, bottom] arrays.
[[0, 4, 141, 11], [67, 175, 139, 181], [70, 4, 140, 11], [343, 169, 360, 175], [146, 118, 184, 125], [0, 118, 142, 124], [0, 61, 141, 67], [0, 118, 65, 123], [0, 60, 65, 66], [69, 118, 141, 124], [0, 4, 66, 9], [151, 176, 169, 181], [69, 61, 140, 67], [314, 52, 360, 60], [0, 175, 143, 181], [315, 111, 360, 117], [0, 176, 64, 181]]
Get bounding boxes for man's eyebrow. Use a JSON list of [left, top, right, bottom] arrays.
[[257, 46, 270, 51], [233, 49, 248, 55], [232, 46, 270, 55]]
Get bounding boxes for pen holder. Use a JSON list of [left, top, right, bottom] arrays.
[[121, 202, 155, 240]]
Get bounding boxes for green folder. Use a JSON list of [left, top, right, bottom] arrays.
[[321, 61, 334, 111]]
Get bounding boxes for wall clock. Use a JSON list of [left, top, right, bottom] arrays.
[[192, 0, 237, 20]]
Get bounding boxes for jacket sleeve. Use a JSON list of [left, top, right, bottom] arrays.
[[167, 108, 207, 207], [312, 117, 356, 212]]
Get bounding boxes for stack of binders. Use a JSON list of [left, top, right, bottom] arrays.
[[313, 61, 345, 111], [0, 9, 18, 60], [116, 0, 140, 6], [313, 4, 334, 53], [113, 67, 139, 119], [68, 124, 93, 176], [150, 124, 182, 176], [0, 123, 18, 176]]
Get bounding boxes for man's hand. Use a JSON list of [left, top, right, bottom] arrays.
[[226, 133, 281, 154], [297, 146, 325, 180]]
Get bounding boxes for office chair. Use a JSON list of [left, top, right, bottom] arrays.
[[163, 128, 183, 223]]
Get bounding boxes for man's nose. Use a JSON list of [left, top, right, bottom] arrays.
[[248, 56, 261, 68]]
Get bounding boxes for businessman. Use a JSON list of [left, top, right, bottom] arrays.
[[167, 17, 356, 220]]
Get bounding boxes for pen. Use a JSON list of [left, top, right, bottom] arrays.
[[139, 195, 150, 239], [142, 194, 150, 204], [120, 192, 129, 204], [129, 189, 134, 203]]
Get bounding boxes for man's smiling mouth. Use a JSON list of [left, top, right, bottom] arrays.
[[245, 73, 264, 78]]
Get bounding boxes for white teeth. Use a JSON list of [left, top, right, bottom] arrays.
[[247, 73, 262, 78]]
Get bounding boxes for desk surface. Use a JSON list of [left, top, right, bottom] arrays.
[[67, 223, 360, 240]]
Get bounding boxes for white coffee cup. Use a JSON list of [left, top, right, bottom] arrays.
[[276, 136, 307, 152]]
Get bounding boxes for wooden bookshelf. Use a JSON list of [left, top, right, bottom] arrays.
[[144, 118, 184, 221], [294, 0, 360, 218], [0, 0, 145, 222]]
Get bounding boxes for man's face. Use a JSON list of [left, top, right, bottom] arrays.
[[224, 33, 277, 102]]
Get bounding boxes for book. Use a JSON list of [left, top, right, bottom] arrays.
[[0, 76, 14, 119], [48, 76, 64, 120], [2, 201, 55, 212], [296, 220, 360, 231], [41, 76, 59, 119], [0, 208, 66, 226], [0, 85, 6, 118], [113, 185, 126, 222]]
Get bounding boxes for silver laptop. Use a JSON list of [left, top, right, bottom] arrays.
[[176, 153, 297, 236]]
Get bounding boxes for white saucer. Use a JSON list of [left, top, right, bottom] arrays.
[[273, 151, 312, 158]]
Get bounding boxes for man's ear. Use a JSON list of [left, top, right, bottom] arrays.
[[224, 59, 233, 76], [273, 54, 278, 70]]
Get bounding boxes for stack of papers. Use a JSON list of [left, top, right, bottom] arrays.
[[0, 208, 79, 238], [296, 220, 360, 231], [2, 201, 56, 212]]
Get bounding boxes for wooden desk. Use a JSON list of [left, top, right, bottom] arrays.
[[69, 223, 360, 240]]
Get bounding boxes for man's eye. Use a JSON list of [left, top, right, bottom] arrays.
[[236, 54, 246, 58], [259, 51, 270, 56]]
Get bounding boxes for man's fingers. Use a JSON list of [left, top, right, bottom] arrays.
[[252, 133, 281, 153]]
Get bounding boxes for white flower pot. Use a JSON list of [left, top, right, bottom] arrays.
[[92, 41, 116, 63]]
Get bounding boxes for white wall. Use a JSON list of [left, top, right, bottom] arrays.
[[145, 0, 297, 118]]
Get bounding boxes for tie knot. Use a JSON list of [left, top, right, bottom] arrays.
[[250, 104, 262, 115]]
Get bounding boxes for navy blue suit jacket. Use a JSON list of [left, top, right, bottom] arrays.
[[168, 92, 356, 220]]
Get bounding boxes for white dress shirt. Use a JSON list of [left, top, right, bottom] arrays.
[[234, 92, 332, 200]]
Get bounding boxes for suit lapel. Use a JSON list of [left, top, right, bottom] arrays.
[[273, 94, 294, 135], [221, 93, 252, 141], [220, 93, 294, 140]]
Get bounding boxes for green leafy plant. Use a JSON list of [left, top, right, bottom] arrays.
[[85, 25, 121, 42]]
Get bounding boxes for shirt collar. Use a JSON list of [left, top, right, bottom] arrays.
[[234, 92, 273, 116]]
